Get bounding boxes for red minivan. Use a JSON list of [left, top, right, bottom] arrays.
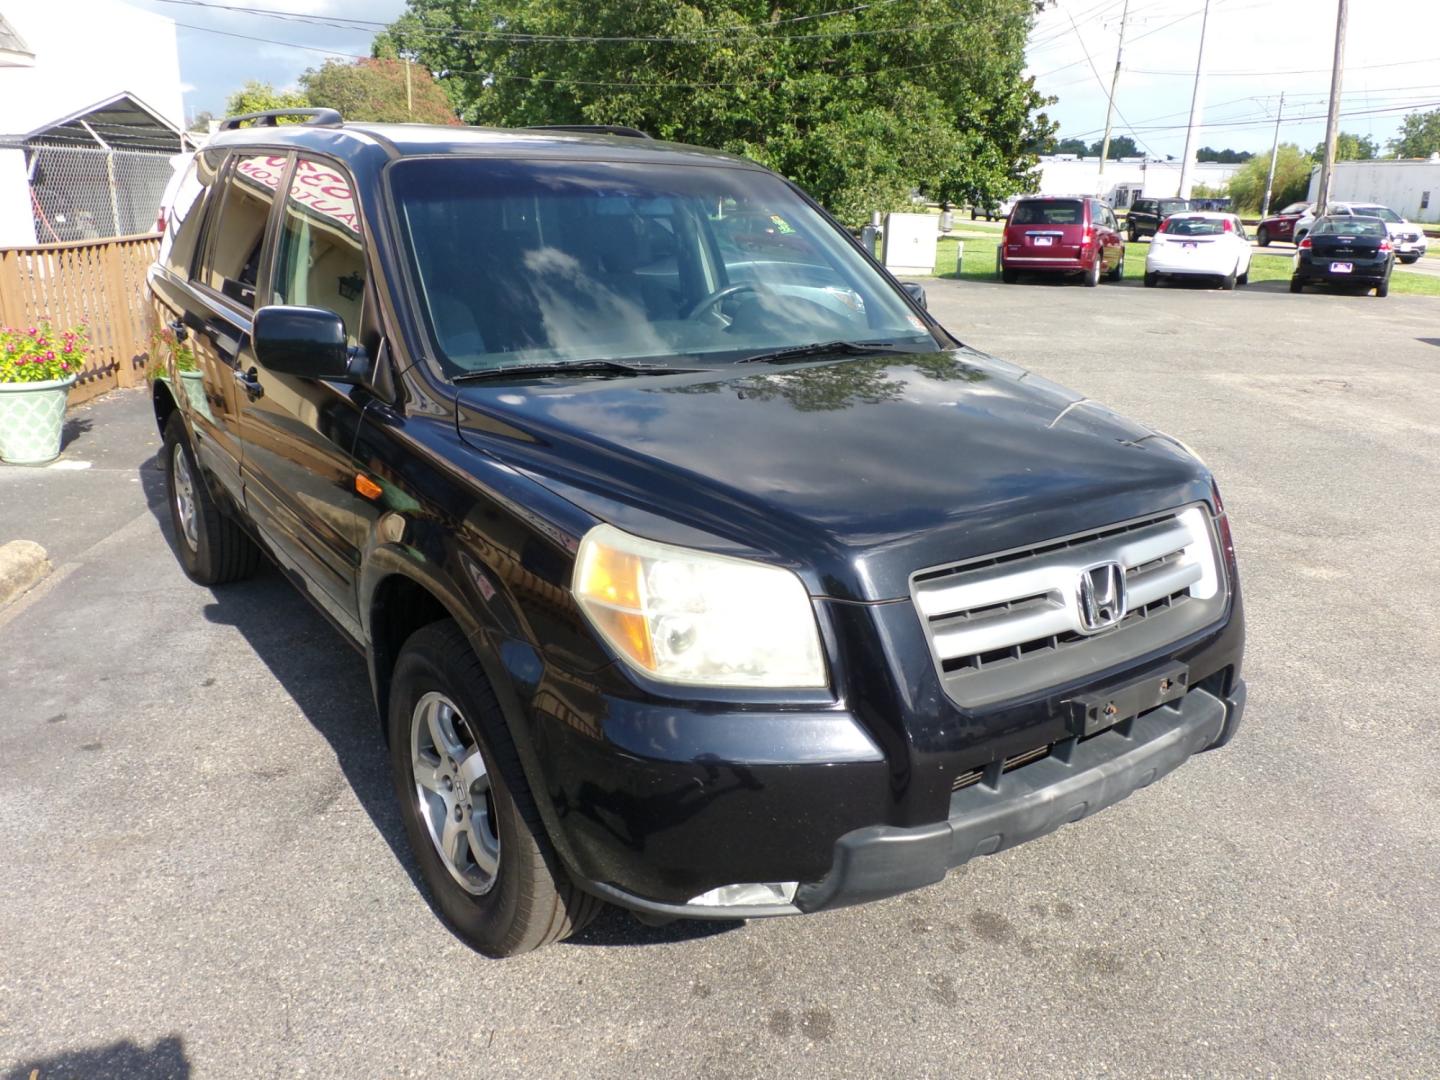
[[998, 196, 1126, 286]]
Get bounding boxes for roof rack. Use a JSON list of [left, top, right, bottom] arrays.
[[219, 108, 344, 131], [528, 124, 653, 140]]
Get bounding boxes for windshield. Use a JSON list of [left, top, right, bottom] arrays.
[[1161, 216, 1227, 236], [387, 158, 937, 376], [1012, 199, 1082, 225], [1159, 199, 1190, 213], [1313, 217, 1386, 238], [1352, 205, 1401, 223]]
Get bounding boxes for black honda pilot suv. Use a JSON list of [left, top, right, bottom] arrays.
[[148, 110, 1246, 956]]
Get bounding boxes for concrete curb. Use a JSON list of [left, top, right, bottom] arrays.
[[0, 540, 51, 608]]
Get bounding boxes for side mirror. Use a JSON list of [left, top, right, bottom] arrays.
[[253, 305, 362, 382], [901, 281, 928, 310]]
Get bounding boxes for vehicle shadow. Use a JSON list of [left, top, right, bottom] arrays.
[[3, 1034, 190, 1080], [139, 450, 737, 951]]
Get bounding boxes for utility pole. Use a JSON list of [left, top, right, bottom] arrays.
[[1096, 0, 1131, 198], [1260, 92, 1285, 219], [1176, 0, 1211, 198], [1314, 0, 1348, 215], [405, 57, 414, 117]]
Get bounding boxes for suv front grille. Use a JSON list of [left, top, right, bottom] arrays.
[[911, 507, 1227, 708]]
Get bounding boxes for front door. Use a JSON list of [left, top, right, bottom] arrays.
[[239, 153, 374, 636]]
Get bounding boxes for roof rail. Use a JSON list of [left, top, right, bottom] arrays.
[[220, 108, 344, 131], [528, 124, 653, 140]]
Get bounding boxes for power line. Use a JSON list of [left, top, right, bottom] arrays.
[[159, 0, 986, 45]]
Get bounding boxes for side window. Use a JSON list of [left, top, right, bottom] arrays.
[[197, 153, 288, 310], [272, 156, 366, 344], [161, 149, 225, 278]]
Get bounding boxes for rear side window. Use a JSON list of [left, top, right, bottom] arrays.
[[161, 150, 224, 278], [197, 153, 288, 310], [272, 156, 367, 344], [1012, 200, 1083, 225]]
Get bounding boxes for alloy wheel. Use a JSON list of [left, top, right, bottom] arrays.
[[410, 691, 501, 895], [171, 443, 199, 553]]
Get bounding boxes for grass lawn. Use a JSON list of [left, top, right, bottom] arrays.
[[928, 235, 1440, 297]]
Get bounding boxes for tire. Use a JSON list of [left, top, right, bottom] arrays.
[[1398, 254, 1420, 265], [1001, 268, 1019, 284], [1083, 259, 1100, 288], [162, 412, 260, 585], [1238, 266, 1249, 285], [1128, 225, 1139, 243], [1257, 226, 1270, 247], [1289, 276, 1304, 294], [1143, 271, 1158, 288], [388, 620, 604, 957], [1108, 250, 1125, 282], [1221, 268, 1237, 291], [1375, 278, 1389, 298]]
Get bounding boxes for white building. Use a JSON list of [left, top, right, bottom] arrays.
[[0, 0, 187, 246], [1308, 158, 1440, 224], [1034, 155, 1246, 208]]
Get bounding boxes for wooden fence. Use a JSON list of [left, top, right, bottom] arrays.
[[0, 234, 160, 407]]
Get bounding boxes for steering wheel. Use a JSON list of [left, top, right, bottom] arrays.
[[683, 282, 762, 321]]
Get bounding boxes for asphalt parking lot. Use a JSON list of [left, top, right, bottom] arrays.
[[3, 278, 1439, 1077]]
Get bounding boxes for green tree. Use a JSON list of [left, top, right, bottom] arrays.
[[1311, 131, 1377, 161], [376, 0, 1055, 223], [1225, 143, 1313, 214], [1087, 134, 1138, 159], [1051, 137, 1089, 155], [1389, 109, 1440, 158], [1197, 146, 1252, 164], [299, 58, 460, 125], [224, 80, 309, 119]]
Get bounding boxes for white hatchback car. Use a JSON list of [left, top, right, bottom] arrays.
[[1143, 212, 1252, 290]]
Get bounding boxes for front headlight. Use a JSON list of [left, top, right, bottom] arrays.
[[573, 523, 826, 689]]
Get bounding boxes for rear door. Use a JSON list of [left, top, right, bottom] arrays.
[[1011, 198, 1086, 259], [238, 153, 374, 636]]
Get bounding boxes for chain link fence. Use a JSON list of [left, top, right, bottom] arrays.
[[26, 141, 176, 243]]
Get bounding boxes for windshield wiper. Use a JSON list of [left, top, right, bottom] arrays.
[[734, 340, 907, 365], [452, 360, 693, 383]]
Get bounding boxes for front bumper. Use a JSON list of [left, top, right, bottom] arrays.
[[572, 677, 1246, 921]]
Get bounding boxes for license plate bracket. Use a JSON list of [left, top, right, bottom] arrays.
[[1034, 236, 1054, 247], [1330, 261, 1353, 273], [1064, 662, 1189, 738]]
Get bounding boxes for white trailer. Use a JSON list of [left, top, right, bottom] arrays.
[[1309, 158, 1440, 224]]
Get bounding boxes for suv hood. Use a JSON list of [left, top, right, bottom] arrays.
[[454, 349, 1212, 601]]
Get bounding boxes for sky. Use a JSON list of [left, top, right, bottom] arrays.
[[132, 0, 1440, 159]]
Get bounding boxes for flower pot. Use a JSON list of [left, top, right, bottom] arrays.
[[179, 369, 214, 423], [0, 375, 77, 465]]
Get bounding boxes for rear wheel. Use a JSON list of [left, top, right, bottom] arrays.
[[388, 620, 603, 956], [1143, 271, 1159, 288], [1108, 250, 1125, 282], [1083, 259, 1101, 287], [1238, 266, 1249, 285], [1398, 254, 1420, 265], [1257, 225, 1270, 247], [1128, 225, 1139, 243], [162, 412, 260, 585], [1221, 267, 1237, 291], [1375, 278, 1390, 298], [1289, 276, 1304, 294]]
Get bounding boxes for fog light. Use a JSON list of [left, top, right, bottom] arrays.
[[687, 881, 799, 908]]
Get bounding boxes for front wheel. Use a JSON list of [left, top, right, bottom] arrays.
[[388, 620, 603, 956], [162, 411, 260, 585], [1128, 225, 1139, 243], [1257, 226, 1270, 247], [1398, 254, 1420, 265]]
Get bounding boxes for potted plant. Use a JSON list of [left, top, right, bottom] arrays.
[[0, 323, 88, 465], [148, 323, 211, 423]]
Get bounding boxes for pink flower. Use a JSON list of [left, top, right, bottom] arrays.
[[27, 327, 37, 336], [44, 350, 55, 360]]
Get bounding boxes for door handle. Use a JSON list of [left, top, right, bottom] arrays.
[[233, 366, 264, 401], [167, 318, 189, 343]]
